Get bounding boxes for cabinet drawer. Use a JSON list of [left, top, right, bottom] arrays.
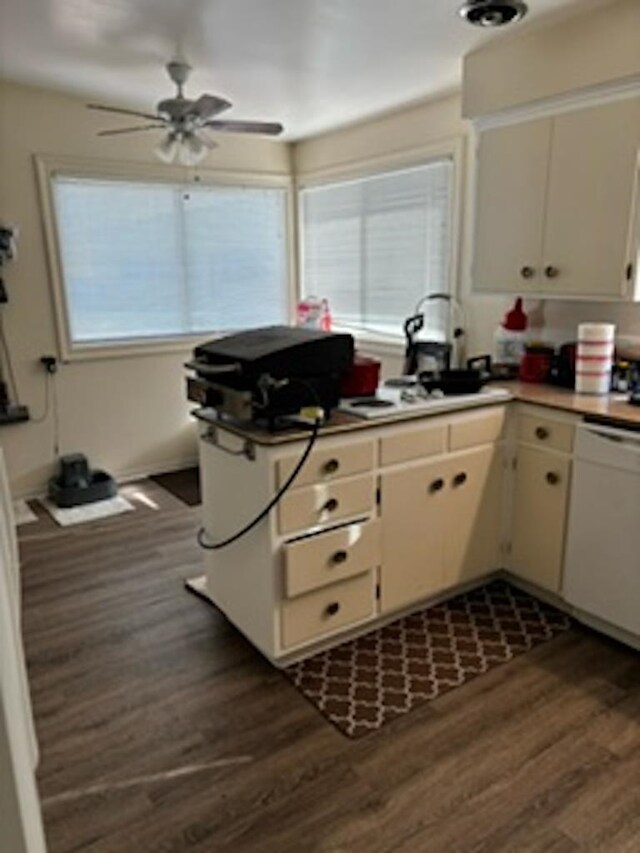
[[276, 438, 375, 489], [280, 571, 376, 649], [517, 413, 574, 453], [380, 419, 447, 466], [283, 519, 381, 598], [278, 474, 375, 535], [449, 407, 506, 451]]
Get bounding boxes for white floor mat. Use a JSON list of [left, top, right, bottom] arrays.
[[39, 495, 134, 527], [13, 499, 39, 526]]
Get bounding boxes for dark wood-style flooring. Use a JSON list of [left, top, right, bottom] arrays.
[[19, 479, 640, 852]]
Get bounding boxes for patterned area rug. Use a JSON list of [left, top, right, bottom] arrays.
[[284, 580, 572, 738]]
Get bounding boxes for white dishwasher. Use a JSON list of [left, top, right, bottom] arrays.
[[563, 420, 640, 643]]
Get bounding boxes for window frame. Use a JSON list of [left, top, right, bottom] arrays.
[[35, 155, 296, 361], [295, 138, 464, 350]]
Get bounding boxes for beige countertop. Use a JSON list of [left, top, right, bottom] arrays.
[[194, 381, 640, 445], [501, 381, 640, 426]]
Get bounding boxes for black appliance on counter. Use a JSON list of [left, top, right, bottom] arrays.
[[186, 326, 354, 429], [548, 342, 577, 389]]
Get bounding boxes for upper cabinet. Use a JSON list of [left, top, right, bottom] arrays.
[[472, 96, 640, 300]]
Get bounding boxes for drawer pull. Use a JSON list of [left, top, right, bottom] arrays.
[[325, 602, 341, 617], [546, 471, 560, 485], [323, 458, 340, 475], [452, 472, 467, 487], [322, 497, 339, 513], [544, 265, 559, 279], [520, 265, 535, 279], [331, 549, 348, 565], [428, 478, 445, 494], [535, 426, 550, 440]]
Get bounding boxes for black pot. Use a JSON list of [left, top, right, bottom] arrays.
[[419, 355, 492, 395]]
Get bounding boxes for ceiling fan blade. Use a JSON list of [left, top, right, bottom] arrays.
[[204, 120, 283, 136], [197, 132, 219, 150], [87, 103, 164, 122], [97, 124, 168, 136], [191, 94, 232, 120]]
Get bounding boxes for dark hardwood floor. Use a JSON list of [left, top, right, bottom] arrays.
[[19, 479, 640, 852]]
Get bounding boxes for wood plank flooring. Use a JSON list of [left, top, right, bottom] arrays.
[[19, 479, 640, 852]]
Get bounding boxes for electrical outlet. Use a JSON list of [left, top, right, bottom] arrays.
[[40, 355, 58, 374]]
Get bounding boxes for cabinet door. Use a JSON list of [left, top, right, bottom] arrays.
[[473, 118, 551, 293], [380, 458, 448, 614], [510, 446, 570, 593], [443, 445, 503, 588], [542, 96, 640, 297]]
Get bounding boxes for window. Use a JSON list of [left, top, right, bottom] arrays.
[[50, 175, 289, 350], [299, 159, 455, 339]]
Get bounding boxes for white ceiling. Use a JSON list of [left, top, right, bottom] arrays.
[[0, 0, 606, 140]]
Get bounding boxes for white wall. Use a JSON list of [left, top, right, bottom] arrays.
[[463, 0, 640, 118], [0, 80, 291, 497]]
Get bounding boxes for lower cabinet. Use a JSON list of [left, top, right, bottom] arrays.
[[443, 444, 504, 588], [380, 457, 448, 613], [199, 401, 584, 663], [281, 571, 376, 649], [380, 444, 504, 614], [510, 445, 571, 592]]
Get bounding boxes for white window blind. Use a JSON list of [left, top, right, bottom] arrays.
[[52, 177, 288, 346], [300, 160, 454, 338]]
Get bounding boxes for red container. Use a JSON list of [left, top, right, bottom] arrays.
[[340, 354, 381, 397], [519, 346, 554, 383]]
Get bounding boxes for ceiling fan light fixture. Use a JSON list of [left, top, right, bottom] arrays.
[[458, 0, 528, 27], [155, 133, 178, 163], [177, 134, 207, 167]]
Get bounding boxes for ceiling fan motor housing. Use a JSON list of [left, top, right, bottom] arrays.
[[458, 0, 528, 27]]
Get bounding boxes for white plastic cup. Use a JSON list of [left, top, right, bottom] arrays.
[[575, 323, 615, 395]]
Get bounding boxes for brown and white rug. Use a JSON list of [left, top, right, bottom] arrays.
[[284, 580, 571, 738]]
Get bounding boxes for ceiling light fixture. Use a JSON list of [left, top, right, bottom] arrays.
[[154, 131, 208, 166], [458, 0, 528, 27]]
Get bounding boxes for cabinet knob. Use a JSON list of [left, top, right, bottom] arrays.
[[452, 472, 468, 487], [520, 265, 535, 279], [325, 602, 341, 617], [331, 549, 348, 565], [535, 426, 549, 440], [544, 265, 559, 279], [428, 478, 445, 494], [322, 497, 339, 513], [323, 458, 340, 475], [546, 471, 560, 485]]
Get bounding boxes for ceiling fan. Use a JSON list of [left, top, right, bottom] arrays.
[[87, 60, 284, 166]]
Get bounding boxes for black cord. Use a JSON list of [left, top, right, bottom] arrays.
[[197, 416, 320, 550], [30, 372, 51, 424], [0, 312, 19, 401], [197, 377, 324, 551]]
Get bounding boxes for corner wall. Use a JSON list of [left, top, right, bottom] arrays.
[[0, 80, 291, 496]]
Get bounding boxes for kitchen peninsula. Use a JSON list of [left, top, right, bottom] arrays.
[[190, 383, 640, 667]]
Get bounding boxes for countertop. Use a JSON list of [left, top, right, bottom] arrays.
[[194, 381, 640, 445], [501, 381, 640, 426]]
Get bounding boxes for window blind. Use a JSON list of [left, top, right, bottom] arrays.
[[52, 177, 288, 345], [300, 160, 454, 338]]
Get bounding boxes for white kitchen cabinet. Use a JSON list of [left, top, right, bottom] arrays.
[[509, 407, 575, 593], [443, 444, 504, 588], [197, 402, 508, 663], [473, 95, 640, 299], [379, 456, 449, 613], [379, 408, 506, 613]]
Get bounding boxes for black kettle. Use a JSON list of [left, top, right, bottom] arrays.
[[403, 313, 452, 376]]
